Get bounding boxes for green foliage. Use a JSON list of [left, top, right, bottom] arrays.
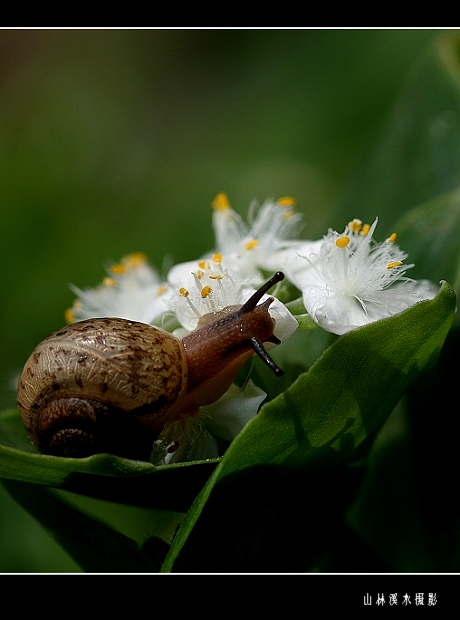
[[1, 30, 460, 573], [0, 282, 455, 571], [2, 480, 159, 573], [162, 282, 455, 571], [340, 32, 460, 230]]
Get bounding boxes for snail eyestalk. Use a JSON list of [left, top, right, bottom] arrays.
[[242, 271, 285, 377], [240, 271, 285, 314], [249, 337, 284, 377]]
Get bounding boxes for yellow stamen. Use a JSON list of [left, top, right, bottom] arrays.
[[102, 277, 116, 287], [336, 236, 350, 248], [110, 263, 126, 275], [211, 192, 231, 210], [212, 253, 222, 264], [201, 285, 212, 298], [348, 218, 362, 232], [245, 239, 259, 251], [277, 196, 296, 207], [387, 261, 403, 269], [65, 298, 81, 323], [65, 308, 75, 324], [122, 252, 148, 269], [195, 270, 204, 280], [360, 224, 371, 236], [386, 232, 397, 243], [198, 260, 210, 270], [209, 273, 224, 280], [179, 287, 189, 297], [282, 209, 295, 220], [157, 285, 168, 295]]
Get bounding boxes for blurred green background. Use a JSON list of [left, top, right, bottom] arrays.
[[0, 28, 448, 571]]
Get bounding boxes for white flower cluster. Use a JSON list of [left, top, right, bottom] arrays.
[[288, 217, 438, 335], [66, 194, 437, 463]]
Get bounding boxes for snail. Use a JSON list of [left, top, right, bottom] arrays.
[[17, 271, 286, 461]]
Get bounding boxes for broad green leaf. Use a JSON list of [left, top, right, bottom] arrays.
[[162, 281, 456, 572], [340, 31, 460, 228], [2, 479, 157, 572], [0, 409, 217, 511]]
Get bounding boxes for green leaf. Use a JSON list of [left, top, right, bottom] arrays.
[[162, 281, 456, 572], [340, 31, 460, 228], [294, 313, 318, 329], [2, 479, 158, 572], [0, 408, 217, 511]]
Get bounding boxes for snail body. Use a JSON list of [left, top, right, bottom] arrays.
[[17, 272, 285, 461]]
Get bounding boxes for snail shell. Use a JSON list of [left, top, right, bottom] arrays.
[[17, 318, 187, 460]]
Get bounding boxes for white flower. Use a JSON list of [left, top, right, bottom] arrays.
[[291, 217, 438, 335], [211, 192, 307, 281], [151, 380, 266, 463], [66, 252, 171, 326], [157, 256, 298, 463], [166, 253, 298, 342]]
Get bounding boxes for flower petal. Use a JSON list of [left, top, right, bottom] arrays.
[[166, 256, 298, 341], [292, 218, 439, 335], [153, 380, 266, 464], [303, 279, 439, 335], [211, 194, 312, 282], [67, 253, 171, 325], [267, 296, 299, 342], [279, 240, 324, 287], [202, 380, 267, 442]]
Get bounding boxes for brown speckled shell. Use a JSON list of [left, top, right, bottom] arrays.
[[17, 318, 187, 452]]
